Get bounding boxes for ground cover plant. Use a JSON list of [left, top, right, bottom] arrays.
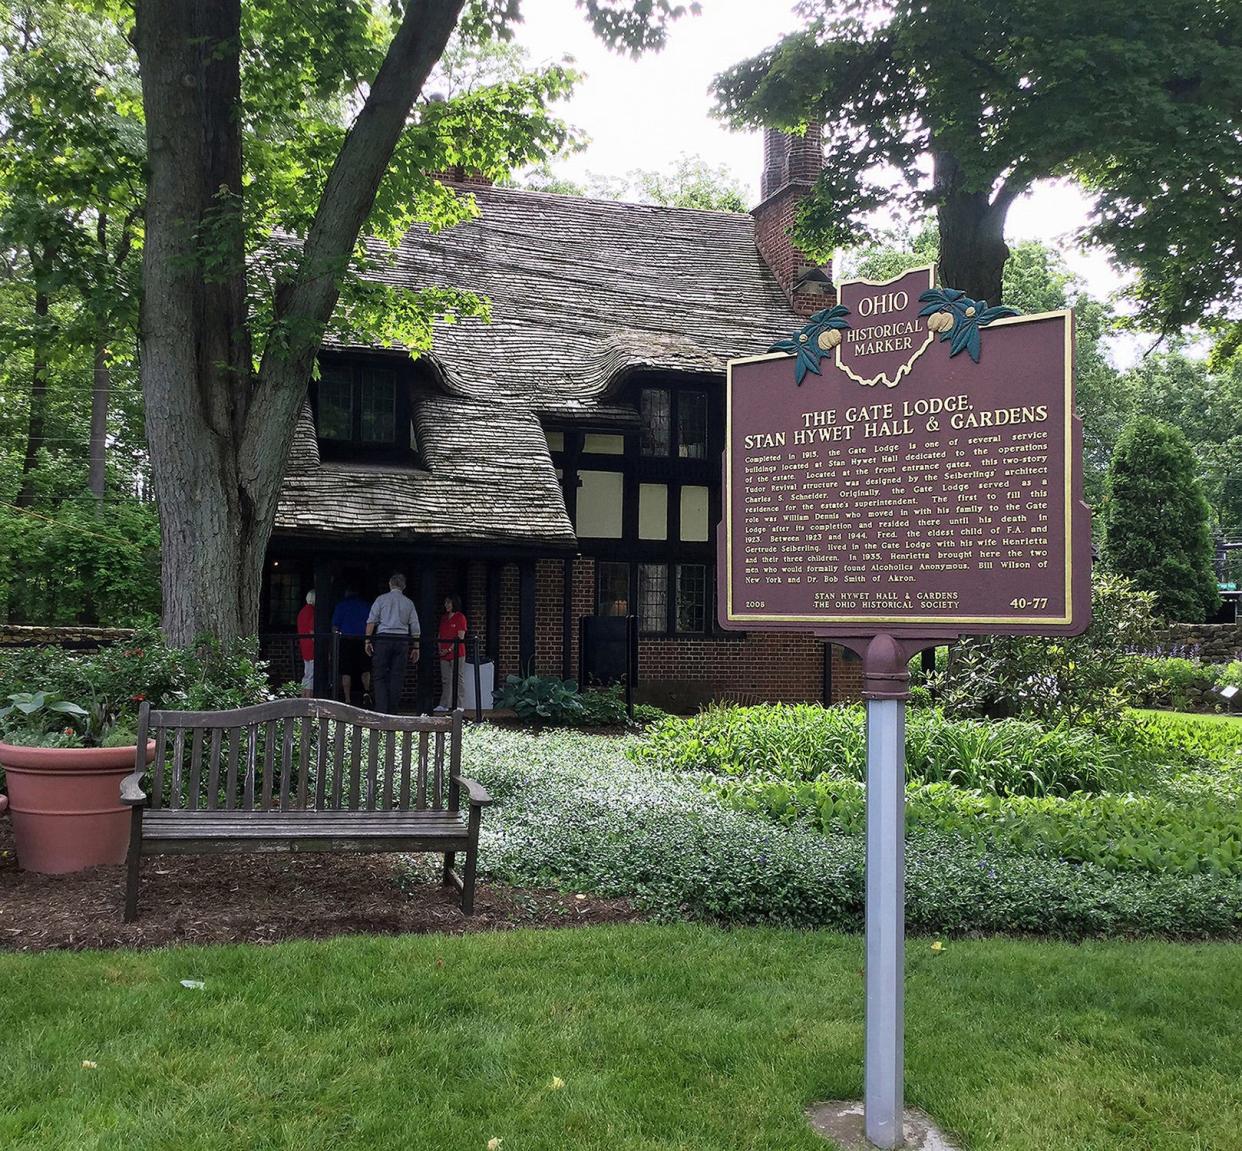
[[1, 926, 1239, 1151], [452, 724, 1242, 936], [628, 705, 1242, 881], [1120, 709, 1242, 772], [633, 702, 1124, 796]]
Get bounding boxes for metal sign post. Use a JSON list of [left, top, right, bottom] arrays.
[[850, 632, 926, 1147], [861, 636, 908, 1147]]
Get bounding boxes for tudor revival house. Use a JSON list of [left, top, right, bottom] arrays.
[[265, 128, 863, 707]]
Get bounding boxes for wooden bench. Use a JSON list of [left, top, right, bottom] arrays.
[[120, 700, 490, 922]]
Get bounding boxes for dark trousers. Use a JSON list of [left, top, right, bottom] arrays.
[[371, 636, 409, 713]]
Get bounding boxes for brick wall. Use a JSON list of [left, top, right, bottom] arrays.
[[570, 555, 594, 680], [423, 555, 864, 707], [465, 561, 488, 642], [639, 630, 821, 705], [535, 558, 564, 674], [760, 124, 824, 199], [498, 564, 520, 679], [831, 645, 863, 701]]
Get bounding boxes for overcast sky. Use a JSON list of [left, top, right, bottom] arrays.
[[513, 0, 1128, 304]]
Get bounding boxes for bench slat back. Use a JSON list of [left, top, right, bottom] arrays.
[[138, 701, 460, 814]]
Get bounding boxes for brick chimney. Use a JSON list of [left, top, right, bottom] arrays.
[[439, 166, 494, 188], [753, 126, 833, 316]]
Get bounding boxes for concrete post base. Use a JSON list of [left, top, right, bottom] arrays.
[[807, 1101, 961, 1151]]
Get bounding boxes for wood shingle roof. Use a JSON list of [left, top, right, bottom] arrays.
[[275, 184, 797, 548]]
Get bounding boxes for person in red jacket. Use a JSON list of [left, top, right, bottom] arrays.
[[435, 594, 467, 713], [296, 589, 316, 698]]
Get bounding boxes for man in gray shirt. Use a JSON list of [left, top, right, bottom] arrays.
[[364, 573, 421, 713]]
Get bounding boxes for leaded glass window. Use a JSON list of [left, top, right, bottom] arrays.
[[675, 563, 707, 633], [677, 391, 707, 459], [360, 370, 396, 443], [638, 563, 668, 633], [268, 572, 301, 627], [640, 388, 671, 456], [317, 369, 353, 441], [597, 562, 630, 617]]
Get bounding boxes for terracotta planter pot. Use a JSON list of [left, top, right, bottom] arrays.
[[0, 741, 155, 875]]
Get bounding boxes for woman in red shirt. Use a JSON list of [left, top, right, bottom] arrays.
[[435, 594, 468, 713]]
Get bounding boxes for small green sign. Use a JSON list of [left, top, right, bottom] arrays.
[[1219, 582, 1238, 591]]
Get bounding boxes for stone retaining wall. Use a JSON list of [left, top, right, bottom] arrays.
[[0, 625, 135, 650], [1156, 624, 1242, 663]]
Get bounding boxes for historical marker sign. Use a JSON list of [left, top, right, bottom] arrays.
[[719, 265, 1091, 1150], [720, 265, 1091, 640]]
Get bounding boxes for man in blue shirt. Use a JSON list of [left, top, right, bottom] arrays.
[[331, 585, 372, 705], [365, 573, 421, 713]]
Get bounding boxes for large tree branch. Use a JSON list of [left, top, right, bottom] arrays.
[[242, 0, 466, 493], [988, 178, 1027, 216], [112, 205, 142, 267]]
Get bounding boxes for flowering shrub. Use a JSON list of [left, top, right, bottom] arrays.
[[929, 572, 1156, 725], [1128, 656, 1227, 710]]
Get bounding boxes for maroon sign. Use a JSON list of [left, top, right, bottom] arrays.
[[719, 266, 1091, 639]]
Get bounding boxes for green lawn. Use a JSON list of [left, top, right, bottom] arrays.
[[2, 926, 1240, 1150], [1132, 708, 1242, 728]]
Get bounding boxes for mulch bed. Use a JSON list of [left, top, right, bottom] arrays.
[[0, 820, 643, 953]]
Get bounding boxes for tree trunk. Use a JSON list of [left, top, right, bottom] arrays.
[[135, 0, 255, 645], [931, 149, 1015, 304], [89, 211, 125, 506], [135, 0, 465, 646], [88, 340, 110, 503], [15, 286, 50, 508]]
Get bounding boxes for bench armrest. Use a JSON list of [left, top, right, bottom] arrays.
[[120, 770, 148, 806], [453, 775, 492, 807]]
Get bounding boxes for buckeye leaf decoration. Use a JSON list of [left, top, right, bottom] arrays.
[[918, 289, 1019, 363], [769, 304, 852, 385]]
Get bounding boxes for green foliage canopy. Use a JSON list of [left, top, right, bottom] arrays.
[[712, 0, 1242, 327], [0, 1, 147, 505], [846, 230, 1130, 510], [628, 154, 747, 211], [1127, 352, 1242, 539], [0, 499, 160, 625], [237, 9, 585, 356]]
